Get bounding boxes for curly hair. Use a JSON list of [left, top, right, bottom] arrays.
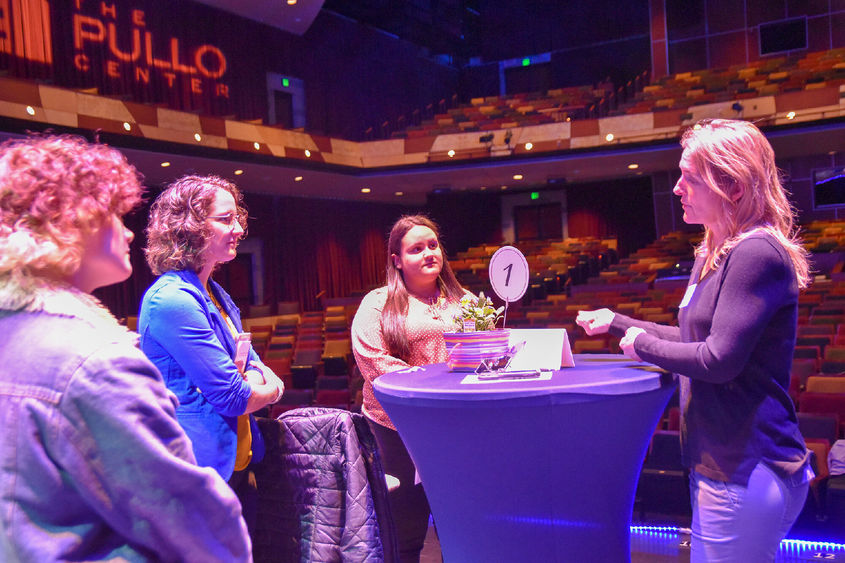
[[145, 175, 248, 276], [681, 119, 810, 288], [0, 134, 143, 281]]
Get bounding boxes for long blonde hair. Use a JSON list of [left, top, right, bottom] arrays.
[[680, 119, 809, 288], [381, 215, 464, 361]]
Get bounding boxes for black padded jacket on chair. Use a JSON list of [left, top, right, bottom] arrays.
[[253, 408, 399, 562]]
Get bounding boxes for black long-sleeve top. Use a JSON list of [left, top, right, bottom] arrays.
[[610, 232, 809, 485]]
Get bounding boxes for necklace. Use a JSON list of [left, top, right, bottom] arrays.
[[425, 292, 448, 325]]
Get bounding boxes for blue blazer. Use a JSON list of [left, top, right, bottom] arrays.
[[139, 270, 265, 480]]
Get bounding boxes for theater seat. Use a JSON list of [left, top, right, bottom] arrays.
[[799, 393, 845, 437], [635, 430, 690, 519]]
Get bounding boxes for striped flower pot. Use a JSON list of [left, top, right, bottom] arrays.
[[443, 329, 511, 372]]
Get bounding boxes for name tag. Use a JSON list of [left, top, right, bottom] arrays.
[[679, 284, 697, 308]]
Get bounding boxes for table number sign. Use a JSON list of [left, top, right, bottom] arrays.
[[488, 245, 529, 327]]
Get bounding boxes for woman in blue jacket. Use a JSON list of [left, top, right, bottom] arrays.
[[139, 175, 284, 535]]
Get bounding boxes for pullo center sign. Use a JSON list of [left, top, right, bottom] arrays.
[[72, 0, 229, 97]]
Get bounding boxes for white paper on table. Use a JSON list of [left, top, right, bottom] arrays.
[[506, 328, 575, 370], [460, 370, 554, 384]]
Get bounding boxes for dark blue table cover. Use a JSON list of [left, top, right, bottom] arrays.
[[373, 354, 677, 563]]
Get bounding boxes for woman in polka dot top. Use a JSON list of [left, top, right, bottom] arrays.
[[351, 214, 472, 562]]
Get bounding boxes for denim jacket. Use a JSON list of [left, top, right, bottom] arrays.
[[139, 270, 265, 480], [0, 279, 251, 562]]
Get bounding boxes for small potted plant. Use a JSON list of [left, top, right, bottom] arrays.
[[453, 292, 504, 332], [443, 292, 510, 371]]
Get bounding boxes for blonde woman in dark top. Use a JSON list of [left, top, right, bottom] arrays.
[[577, 119, 811, 562]]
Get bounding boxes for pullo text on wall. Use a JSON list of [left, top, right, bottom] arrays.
[[73, 1, 229, 98]]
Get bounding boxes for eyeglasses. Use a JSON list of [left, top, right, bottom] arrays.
[[207, 213, 244, 228]]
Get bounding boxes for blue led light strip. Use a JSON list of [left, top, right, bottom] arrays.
[[630, 525, 845, 551]]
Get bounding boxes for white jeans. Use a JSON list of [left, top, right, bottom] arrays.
[[689, 462, 810, 562]]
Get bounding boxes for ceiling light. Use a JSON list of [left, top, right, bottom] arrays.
[[287, 0, 296, 4], [194, 133, 202, 142], [786, 111, 796, 120], [160, 161, 171, 167], [605, 133, 614, 142], [513, 174, 523, 180], [361, 188, 371, 193], [123, 122, 131, 131], [304, 149, 311, 157], [479, 186, 487, 191], [447, 149, 456, 157], [500, 185, 508, 190], [294, 176, 303, 182], [524, 142, 533, 150], [253, 142, 260, 150], [628, 163, 639, 170], [395, 191, 404, 196], [25, 106, 35, 115], [234, 169, 244, 175]]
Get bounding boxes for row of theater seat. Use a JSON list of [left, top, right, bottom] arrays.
[[242, 303, 365, 415], [618, 47, 845, 117], [388, 46, 845, 141]]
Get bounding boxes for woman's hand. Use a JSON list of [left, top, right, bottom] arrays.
[[575, 308, 615, 335], [244, 365, 285, 413], [262, 369, 285, 403], [244, 369, 266, 385], [619, 327, 645, 361]]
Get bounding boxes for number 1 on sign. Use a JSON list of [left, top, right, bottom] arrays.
[[488, 246, 529, 305]]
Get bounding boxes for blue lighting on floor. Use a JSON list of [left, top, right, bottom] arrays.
[[630, 524, 845, 552]]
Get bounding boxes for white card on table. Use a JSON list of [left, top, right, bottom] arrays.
[[506, 328, 574, 370]]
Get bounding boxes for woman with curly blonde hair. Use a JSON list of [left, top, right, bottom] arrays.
[[577, 119, 811, 562], [0, 135, 250, 561], [139, 174, 284, 537]]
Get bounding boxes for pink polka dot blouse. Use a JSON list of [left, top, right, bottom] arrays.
[[351, 286, 471, 430]]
